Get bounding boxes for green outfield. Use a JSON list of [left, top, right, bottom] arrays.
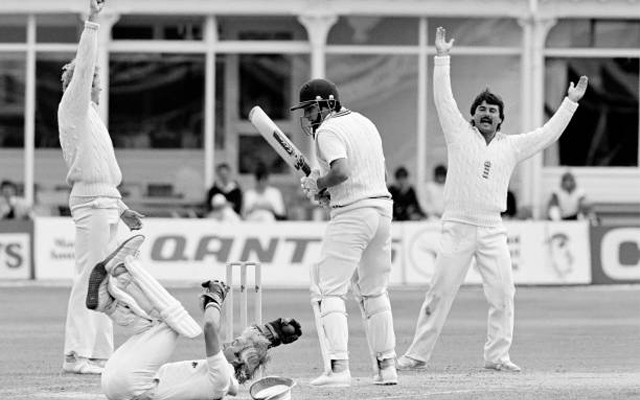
[[0, 284, 638, 399]]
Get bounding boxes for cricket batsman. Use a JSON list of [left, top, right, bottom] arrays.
[[86, 235, 302, 399], [396, 27, 588, 372], [291, 78, 398, 386]]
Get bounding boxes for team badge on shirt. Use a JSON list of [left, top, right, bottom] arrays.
[[482, 161, 492, 179]]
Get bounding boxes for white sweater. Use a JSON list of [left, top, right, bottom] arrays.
[[315, 109, 391, 208], [58, 21, 124, 203], [434, 56, 579, 227]]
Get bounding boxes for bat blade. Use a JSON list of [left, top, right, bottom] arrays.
[[249, 106, 312, 177]]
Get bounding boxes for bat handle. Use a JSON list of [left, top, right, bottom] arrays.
[[302, 164, 311, 176]]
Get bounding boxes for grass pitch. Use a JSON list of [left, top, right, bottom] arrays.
[[0, 283, 638, 399]]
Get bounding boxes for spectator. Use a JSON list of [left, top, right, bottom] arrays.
[[0, 180, 31, 220], [501, 189, 518, 219], [388, 166, 425, 221], [206, 163, 243, 215], [243, 164, 286, 222], [547, 171, 591, 221], [206, 194, 241, 223], [419, 164, 447, 219]]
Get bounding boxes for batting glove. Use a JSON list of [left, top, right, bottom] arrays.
[[200, 280, 230, 312], [301, 169, 321, 200], [253, 317, 302, 348], [316, 189, 331, 208]]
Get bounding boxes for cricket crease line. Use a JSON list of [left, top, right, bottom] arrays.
[[367, 388, 512, 400]]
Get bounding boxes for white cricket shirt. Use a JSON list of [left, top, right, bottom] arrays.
[[433, 55, 579, 227], [315, 109, 391, 208]]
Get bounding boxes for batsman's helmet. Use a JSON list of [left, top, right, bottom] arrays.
[[290, 78, 340, 111]]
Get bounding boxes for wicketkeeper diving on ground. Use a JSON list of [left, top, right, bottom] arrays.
[[85, 234, 302, 400]]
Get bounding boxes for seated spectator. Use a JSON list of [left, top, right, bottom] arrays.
[[206, 194, 241, 223], [0, 180, 31, 220], [243, 164, 286, 222], [388, 166, 425, 221], [547, 171, 592, 221], [419, 164, 447, 220], [501, 189, 518, 219], [206, 163, 243, 215]]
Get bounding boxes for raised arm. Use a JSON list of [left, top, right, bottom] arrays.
[[512, 76, 588, 162], [58, 0, 103, 117], [433, 27, 469, 144]]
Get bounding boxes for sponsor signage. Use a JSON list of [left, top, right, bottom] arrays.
[[34, 217, 403, 285], [0, 220, 32, 279], [34, 218, 590, 286], [591, 226, 640, 284], [402, 221, 591, 285]]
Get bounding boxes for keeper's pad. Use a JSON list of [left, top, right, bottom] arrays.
[[122, 256, 202, 338], [320, 296, 348, 360], [362, 293, 396, 361]]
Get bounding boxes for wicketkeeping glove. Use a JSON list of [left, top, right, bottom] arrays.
[[253, 317, 302, 348], [200, 280, 230, 312]]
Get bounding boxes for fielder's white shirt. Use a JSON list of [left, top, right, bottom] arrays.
[[58, 21, 124, 202], [434, 55, 579, 227], [315, 109, 391, 208], [553, 187, 586, 218], [152, 351, 237, 400]]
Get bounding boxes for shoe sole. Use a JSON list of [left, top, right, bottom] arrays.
[[104, 235, 145, 275], [484, 365, 521, 373], [86, 264, 108, 310]]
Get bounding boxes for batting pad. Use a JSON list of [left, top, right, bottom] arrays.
[[363, 293, 396, 360], [123, 256, 202, 338], [320, 296, 348, 360], [353, 295, 380, 373], [161, 302, 202, 338]]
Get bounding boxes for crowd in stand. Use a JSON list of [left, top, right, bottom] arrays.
[[1, 167, 597, 223]]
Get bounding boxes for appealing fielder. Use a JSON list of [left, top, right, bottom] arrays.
[[396, 27, 588, 372], [292, 78, 398, 387], [58, 0, 144, 374], [86, 235, 302, 400]]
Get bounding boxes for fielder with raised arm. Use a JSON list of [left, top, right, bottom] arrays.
[[86, 235, 302, 399], [291, 78, 398, 387], [397, 27, 588, 372], [58, 0, 144, 374]]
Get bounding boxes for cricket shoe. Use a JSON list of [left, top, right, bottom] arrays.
[[484, 360, 521, 372], [373, 365, 398, 385], [86, 262, 114, 312], [86, 235, 145, 311], [310, 370, 351, 387], [62, 352, 104, 375], [104, 235, 145, 275], [396, 355, 428, 371]]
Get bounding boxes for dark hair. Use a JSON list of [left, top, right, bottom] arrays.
[[470, 88, 505, 130], [434, 164, 447, 177], [394, 166, 409, 180], [254, 163, 270, 181], [1, 180, 17, 190], [216, 162, 230, 172]]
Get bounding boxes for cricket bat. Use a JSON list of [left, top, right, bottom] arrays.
[[248, 106, 312, 178]]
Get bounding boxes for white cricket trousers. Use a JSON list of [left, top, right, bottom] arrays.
[[102, 322, 177, 400], [313, 200, 396, 361], [63, 197, 120, 360], [404, 221, 515, 365]]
